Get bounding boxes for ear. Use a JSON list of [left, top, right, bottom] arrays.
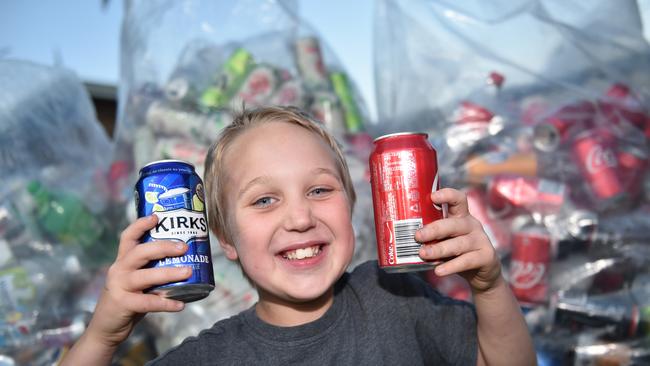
[[218, 235, 239, 261]]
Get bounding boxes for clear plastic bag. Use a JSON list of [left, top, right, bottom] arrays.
[[374, 0, 650, 360], [116, 0, 376, 354], [0, 60, 119, 363]]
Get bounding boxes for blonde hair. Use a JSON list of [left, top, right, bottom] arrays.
[[204, 106, 356, 244]]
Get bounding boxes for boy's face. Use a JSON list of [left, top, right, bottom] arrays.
[[220, 121, 355, 304]]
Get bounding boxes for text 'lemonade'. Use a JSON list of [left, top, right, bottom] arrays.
[[134, 160, 214, 302]]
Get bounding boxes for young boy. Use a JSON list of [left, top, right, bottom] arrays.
[[62, 106, 536, 365]]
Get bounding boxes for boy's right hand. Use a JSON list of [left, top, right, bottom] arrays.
[[86, 214, 192, 348]]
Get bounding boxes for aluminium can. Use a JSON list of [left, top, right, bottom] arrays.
[[294, 36, 329, 90], [486, 175, 567, 217], [134, 160, 214, 303], [509, 222, 551, 305], [571, 129, 626, 207], [369, 132, 443, 273]]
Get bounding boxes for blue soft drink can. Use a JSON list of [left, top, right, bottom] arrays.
[[134, 159, 214, 302]]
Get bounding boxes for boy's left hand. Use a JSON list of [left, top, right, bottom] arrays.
[[416, 188, 502, 293]]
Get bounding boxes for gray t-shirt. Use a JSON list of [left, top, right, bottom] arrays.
[[147, 260, 478, 365]]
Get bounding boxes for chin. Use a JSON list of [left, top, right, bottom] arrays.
[[284, 282, 332, 303]]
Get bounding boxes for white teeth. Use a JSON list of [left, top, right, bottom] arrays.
[[283, 245, 321, 260]]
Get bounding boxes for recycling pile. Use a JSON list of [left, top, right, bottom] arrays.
[[373, 1, 650, 364], [0, 60, 121, 365]]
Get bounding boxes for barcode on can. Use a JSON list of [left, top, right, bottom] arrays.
[[393, 218, 423, 264]]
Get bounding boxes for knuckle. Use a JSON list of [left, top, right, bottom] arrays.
[[118, 230, 129, 243]]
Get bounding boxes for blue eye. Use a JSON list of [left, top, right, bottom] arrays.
[[253, 197, 275, 207], [310, 187, 333, 196]]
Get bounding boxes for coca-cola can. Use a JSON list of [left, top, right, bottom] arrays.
[[509, 221, 551, 305], [486, 175, 567, 217], [617, 144, 648, 198], [572, 129, 626, 207], [465, 187, 511, 255], [369, 132, 443, 272], [533, 101, 595, 152]]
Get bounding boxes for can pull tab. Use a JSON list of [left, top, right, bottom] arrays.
[[431, 173, 447, 218], [431, 172, 443, 213]]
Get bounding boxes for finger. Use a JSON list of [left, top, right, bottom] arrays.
[[122, 292, 186, 313], [433, 249, 485, 277], [432, 188, 469, 218], [120, 241, 188, 270], [117, 215, 159, 259], [419, 234, 480, 261], [124, 266, 193, 291], [415, 217, 479, 243]]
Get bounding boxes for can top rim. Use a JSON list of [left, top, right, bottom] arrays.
[[373, 132, 428, 143], [141, 159, 195, 170]]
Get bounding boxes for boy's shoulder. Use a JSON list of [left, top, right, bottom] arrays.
[[147, 309, 251, 365]]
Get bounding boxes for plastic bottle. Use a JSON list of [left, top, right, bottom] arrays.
[[26, 181, 104, 250], [552, 273, 650, 339]]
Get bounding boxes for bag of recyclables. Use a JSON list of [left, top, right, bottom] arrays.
[[116, 0, 376, 354], [0, 60, 118, 364], [374, 0, 650, 363]]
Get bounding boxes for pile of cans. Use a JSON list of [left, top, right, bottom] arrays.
[[120, 36, 365, 180], [426, 73, 650, 364]]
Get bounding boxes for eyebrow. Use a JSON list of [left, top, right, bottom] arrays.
[[237, 168, 341, 199]]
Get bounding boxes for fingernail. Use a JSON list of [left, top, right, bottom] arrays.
[[435, 266, 446, 276], [176, 243, 186, 251], [174, 301, 185, 310], [419, 247, 427, 258], [180, 266, 191, 275]]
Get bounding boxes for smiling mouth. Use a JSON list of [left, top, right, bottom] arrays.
[[280, 244, 324, 260]]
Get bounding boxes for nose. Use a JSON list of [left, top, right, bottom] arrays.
[[283, 196, 316, 232]]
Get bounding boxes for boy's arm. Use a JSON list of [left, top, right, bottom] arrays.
[[416, 188, 536, 366], [473, 276, 536, 366], [60, 325, 120, 366], [60, 215, 190, 366]]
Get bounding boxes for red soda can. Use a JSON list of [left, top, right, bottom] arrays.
[[369, 132, 443, 272], [572, 129, 626, 206], [465, 187, 511, 255], [453, 101, 494, 124], [509, 221, 551, 305], [533, 101, 595, 152], [618, 145, 648, 198], [487, 175, 567, 217]]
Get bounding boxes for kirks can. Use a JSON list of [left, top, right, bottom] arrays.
[[369, 132, 443, 272], [509, 221, 551, 305], [134, 160, 214, 302], [571, 129, 626, 206]]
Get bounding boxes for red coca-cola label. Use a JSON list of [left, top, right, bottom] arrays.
[[487, 176, 566, 217], [453, 101, 494, 124], [572, 130, 624, 201], [369, 133, 443, 270], [509, 229, 550, 304], [466, 187, 510, 254]]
